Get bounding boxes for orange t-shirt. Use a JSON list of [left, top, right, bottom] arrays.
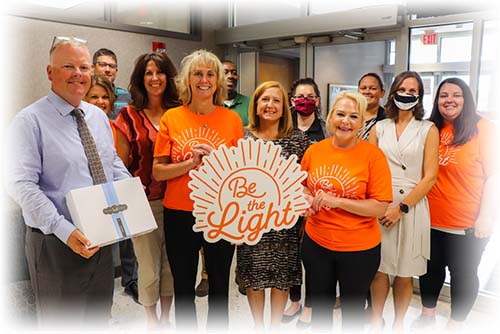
[[109, 120, 117, 146], [428, 119, 499, 230], [301, 139, 393, 251], [154, 105, 244, 211]]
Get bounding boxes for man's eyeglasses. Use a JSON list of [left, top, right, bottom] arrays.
[[50, 36, 87, 54], [95, 61, 117, 70]]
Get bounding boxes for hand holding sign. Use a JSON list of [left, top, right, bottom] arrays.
[[188, 138, 309, 245], [192, 143, 214, 166], [301, 193, 316, 217]]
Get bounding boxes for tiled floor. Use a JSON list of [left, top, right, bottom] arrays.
[[6, 256, 499, 333]]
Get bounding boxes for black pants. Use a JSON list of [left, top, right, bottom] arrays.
[[164, 208, 234, 331], [419, 229, 489, 321], [302, 233, 380, 331], [118, 239, 138, 288], [25, 229, 114, 329], [289, 271, 311, 307]]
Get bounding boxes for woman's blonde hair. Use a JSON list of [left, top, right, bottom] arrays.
[[325, 91, 367, 136], [247, 81, 294, 138], [175, 49, 227, 105]]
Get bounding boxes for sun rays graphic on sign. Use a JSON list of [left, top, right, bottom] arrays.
[[188, 138, 308, 245]]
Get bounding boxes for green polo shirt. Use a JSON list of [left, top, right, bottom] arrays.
[[224, 93, 250, 126]]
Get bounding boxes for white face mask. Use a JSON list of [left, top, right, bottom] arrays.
[[394, 93, 419, 111]]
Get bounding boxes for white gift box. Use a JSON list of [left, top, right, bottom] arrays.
[[66, 177, 157, 247]]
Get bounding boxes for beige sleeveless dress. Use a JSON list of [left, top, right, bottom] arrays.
[[376, 117, 433, 277]]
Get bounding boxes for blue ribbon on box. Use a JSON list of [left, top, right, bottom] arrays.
[[101, 182, 131, 238]]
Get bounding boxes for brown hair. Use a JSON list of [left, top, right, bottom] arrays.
[[247, 81, 294, 138], [86, 74, 116, 107], [128, 52, 180, 110], [384, 71, 424, 121], [429, 77, 480, 146]]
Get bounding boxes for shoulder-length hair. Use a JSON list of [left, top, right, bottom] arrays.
[[175, 49, 227, 105], [128, 52, 180, 110], [325, 90, 367, 136], [248, 81, 294, 138], [87, 74, 116, 107], [384, 71, 425, 121], [429, 77, 480, 146]]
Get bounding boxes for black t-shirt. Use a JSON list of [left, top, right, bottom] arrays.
[[292, 112, 326, 143]]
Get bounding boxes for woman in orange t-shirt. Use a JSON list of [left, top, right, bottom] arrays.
[[152, 50, 243, 331], [301, 91, 393, 331], [412, 78, 499, 331]]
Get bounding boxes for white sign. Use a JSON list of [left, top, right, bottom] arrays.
[[188, 138, 308, 245]]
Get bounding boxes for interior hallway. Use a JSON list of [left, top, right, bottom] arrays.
[[6, 252, 498, 333]]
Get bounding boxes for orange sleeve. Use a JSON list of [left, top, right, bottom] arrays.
[[478, 119, 500, 178], [109, 120, 118, 148], [300, 145, 312, 186], [367, 147, 393, 203], [154, 112, 172, 158]]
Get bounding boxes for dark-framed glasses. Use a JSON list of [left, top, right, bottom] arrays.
[[95, 61, 117, 70], [292, 95, 318, 101]]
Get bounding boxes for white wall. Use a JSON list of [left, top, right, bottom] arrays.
[[4, 6, 227, 123], [314, 41, 386, 114], [1, 5, 227, 282]]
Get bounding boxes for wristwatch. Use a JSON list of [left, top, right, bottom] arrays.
[[399, 203, 409, 214]]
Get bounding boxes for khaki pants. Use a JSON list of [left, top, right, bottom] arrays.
[[132, 199, 173, 306]]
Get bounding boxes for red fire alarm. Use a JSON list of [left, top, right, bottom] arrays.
[[152, 41, 166, 52]]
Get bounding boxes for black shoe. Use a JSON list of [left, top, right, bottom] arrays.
[[124, 282, 140, 304], [195, 279, 209, 297], [281, 305, 302, 323]]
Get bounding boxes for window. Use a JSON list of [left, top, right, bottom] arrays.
[[409, 23, 473, 116], [440, 35, 472, 62], [8, 0, 199, 39], [113, 2, 191, 34], [409, 39, 438, 64], [477, 20, 498, 117], [410, 23, 473, 64], [309, 0, 400, 15], [388, 40, 396, 65], [231, 0, 401, 27], [232, 0, 303, 26]]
